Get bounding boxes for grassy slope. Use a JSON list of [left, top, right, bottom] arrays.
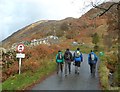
[[2, 60, 56, 90]]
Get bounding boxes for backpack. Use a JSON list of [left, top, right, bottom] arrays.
[[75, 51, 80, 58], [57, 53, 63, 60], [64, 52, 71, 60], [89, 53, 96, 64], [90, 53, 95, 61]]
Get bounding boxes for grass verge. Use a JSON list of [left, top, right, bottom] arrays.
[[98, 56, 110, 90], [2, 60, 56, 90]]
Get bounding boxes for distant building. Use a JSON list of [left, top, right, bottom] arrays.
[[11, 35, 59, 48], [31, 39, 37, 46], [47, 35, 58, 39], [72, 41, 78, 46]]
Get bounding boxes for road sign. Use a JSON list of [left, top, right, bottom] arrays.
[[16, 53, 25, 58], [17, 44, 24, 53], [16, 44, 25, 74]]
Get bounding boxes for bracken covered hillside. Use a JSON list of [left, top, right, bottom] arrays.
[[2, 2, 118, 49]]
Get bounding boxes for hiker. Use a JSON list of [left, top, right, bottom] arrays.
[[64, 48, 73, 76], [88, 50, 98, 76], [73, 48, 83, 74], [56, 50, 64, 74]]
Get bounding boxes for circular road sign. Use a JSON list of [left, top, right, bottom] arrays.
[[17, 44, 25, 53]]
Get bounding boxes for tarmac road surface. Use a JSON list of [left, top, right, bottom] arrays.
[[32, 54, 101, 90]]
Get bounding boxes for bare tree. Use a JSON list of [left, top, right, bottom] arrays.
[[91, 1, 119, 17]]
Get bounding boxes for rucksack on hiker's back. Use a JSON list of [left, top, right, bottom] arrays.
[[75, 51, 80, 58], [74, 51, 82, 62], [64, 52, 71, 60], [90, 53, 95, 61], [57, 53, 63, 60]]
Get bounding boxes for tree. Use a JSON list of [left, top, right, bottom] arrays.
[[92, 32, 99, 45], [92, 32, 99, 52]]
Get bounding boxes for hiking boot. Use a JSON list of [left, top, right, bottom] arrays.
[[69, 72, 71, 74], [91, 70, 92, 74], [65, 74, 67, 76], [75, 71, 77, 74]]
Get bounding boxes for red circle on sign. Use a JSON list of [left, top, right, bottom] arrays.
[[17, 44, 25, 53]]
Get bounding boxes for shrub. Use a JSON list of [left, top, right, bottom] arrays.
[[66, 31, 76, 39], [99, 58, 110, 89], [60, 22, 69, 31], [94, 45, 99, 52], [2, 62, 19, 81], [106, 54, 118, 72], [56, 30, 64, 37], [22, 58, 40, 72], [92, 32, 99, 45]]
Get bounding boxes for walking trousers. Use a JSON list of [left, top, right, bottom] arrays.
[[57, 62, 63, 73], [89, 63, 96, 73], [65, 61, 71, 75]]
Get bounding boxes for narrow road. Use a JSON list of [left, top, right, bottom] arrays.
[[32, 54, 101, 90]]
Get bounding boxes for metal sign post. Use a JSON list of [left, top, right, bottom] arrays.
[[19, 58, 22, 74], [16, 44, 25, 74]]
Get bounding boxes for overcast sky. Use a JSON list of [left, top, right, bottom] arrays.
[[0, 0, 111, 41]]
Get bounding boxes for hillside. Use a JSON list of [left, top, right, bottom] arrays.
[[2, 2, 118, 49]]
